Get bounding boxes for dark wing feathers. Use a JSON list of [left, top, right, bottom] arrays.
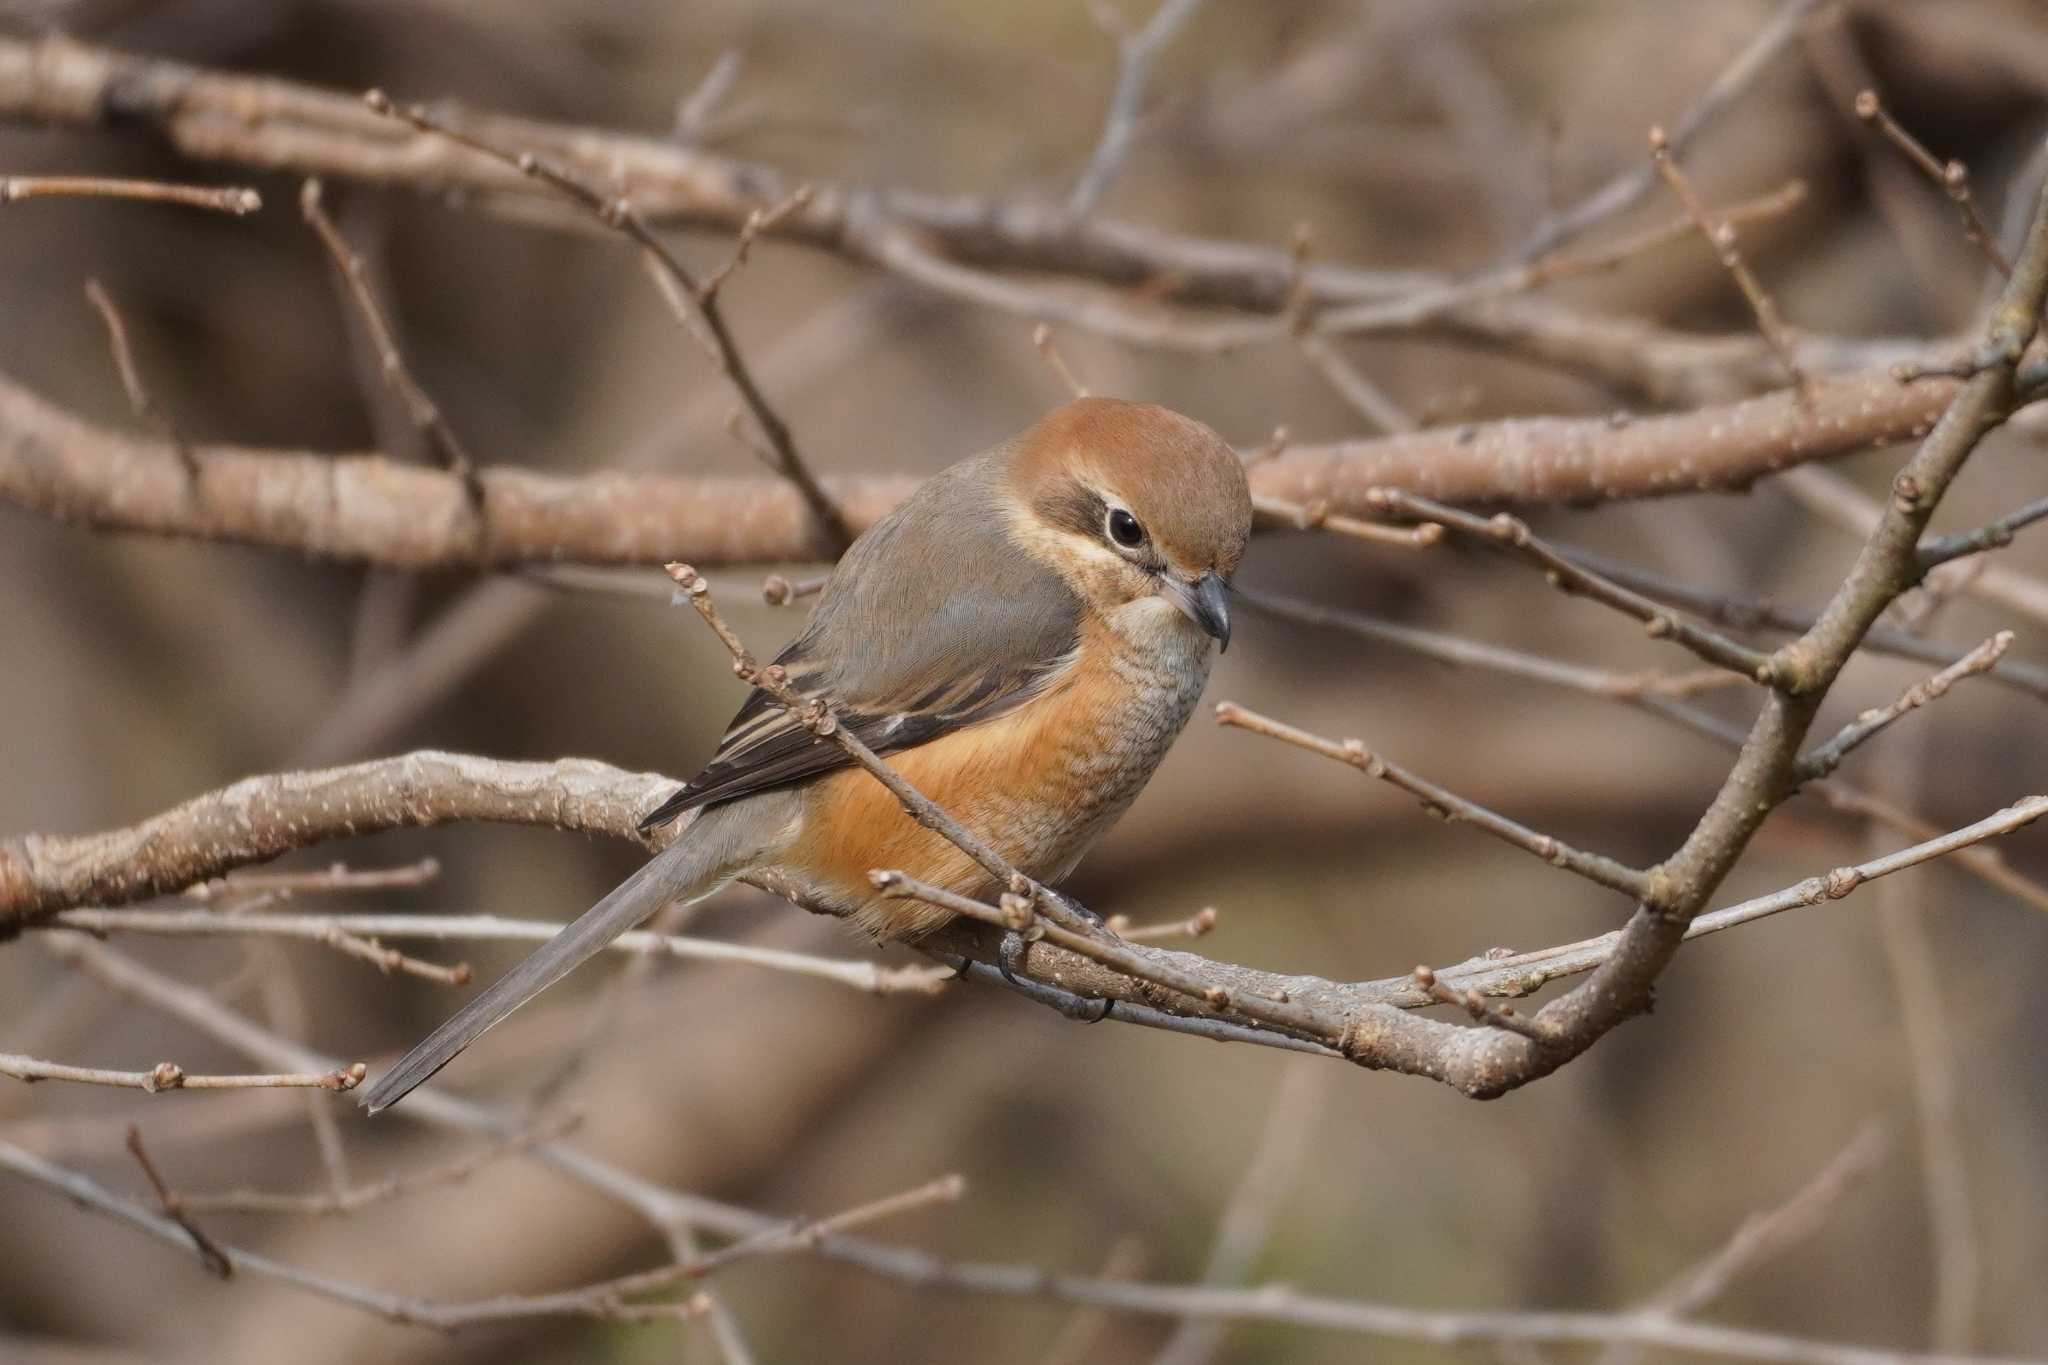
[[638, 450, 1084, 834]]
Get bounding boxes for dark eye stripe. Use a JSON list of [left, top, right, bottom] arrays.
[[1033, 479, 1107, 541]]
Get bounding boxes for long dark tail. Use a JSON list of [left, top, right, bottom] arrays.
[[360, 837, 727, 1114]]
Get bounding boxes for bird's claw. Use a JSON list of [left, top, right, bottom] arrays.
[[998, 929, 1113, 1022]]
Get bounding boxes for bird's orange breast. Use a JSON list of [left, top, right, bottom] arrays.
[[784, 613, 1208, 939]]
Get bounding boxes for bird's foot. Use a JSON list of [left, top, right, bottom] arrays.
[[997, 929, 1113, 1023]]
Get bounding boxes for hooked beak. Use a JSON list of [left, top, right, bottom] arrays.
[[1163, 571, 1232, 651]]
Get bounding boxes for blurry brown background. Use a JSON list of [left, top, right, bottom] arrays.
[[4, 1, 2048, 1361]]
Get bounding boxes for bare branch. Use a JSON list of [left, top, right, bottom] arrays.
[[1853, 89, 2011, 276], [177, 1115, 580, 1216], [1650, 125, 1806, 392], [0, 32, 1936, 413], [1241, 586, 2048, 919], [360, 90, 853, 553], [872, 870, 1338, 1042], [1032, 323, 1092, 398], [1251, 494, 1442, 550], [1799, 632, 2012, 779], [1919, 493, 2048, 568], [0, 365, 1967, 571], [125, 1125, 233, 1277], [0, 1135, 710, 1329], [0, 174, 260, 213], [1067, 0, 1208, 217], [1778, 465, 2048, 628], [1290, 179, 1809, 337], [1595, 1123, 1892, 1365], [698, 185, 813, 301], [46, 908, 955, 997], [81, 278, 196, 478], [10, 745, 2044, 1096], [39, 932, 2048, 1365], [0, 752, 674, 933], [1152, 1058, 1328, 1365], [181, 857, 442, 902], [9, 1127, 2034, 1361], [1549, 541, 2048, 702], [1409, 965, 1551, 1042], [1364, 489, 1778, 680], [1512, 0, 1822, 259], [2, 1052, 366, 1093], [1436, 795, 2048, 1003], [761, 572, 828, 606], [1215, 703, 1651, 898], [1105, 905, 1217, 942], [299, 178, 479, 486]]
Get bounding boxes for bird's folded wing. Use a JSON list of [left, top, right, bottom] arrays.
[[639, 461, 1086, 831]]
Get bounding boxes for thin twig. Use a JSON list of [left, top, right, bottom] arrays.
[[1595, 1122, 1891, 1365], [1238, 585, 2048, 917], [1252, 494, 1441, 550], [362, 91, 853, 553], [1295, 335, 1415, 434], [82, 278, 196, 478], [300, 178, 480, 487], [179, 1115, 580, 1215], [1511, 0, 1822, 259], [674, 50, 744, 143], [1042, 1238, 1149, 1365], [1434, 796, 2048, 1002], [1215, 702, 1650, 899], [125, 1125, 233, 1278], [8, 1130, 2036, 1360], [1777, 465, 2048, 627], [871, 870, 1338, 1041], [1066, 0, 1208, 217], [1105, 905, 1218, 942], [698, 186, 813, 301], [1364, 489, 1778, 680], [56, 909, 471, 985], [1551, 541, 2048, 702], [1305, 180, 1812, 339], [761, 572, 828, 606], [1410, 965, 1550, 1042], [1650, 125, 1806, 391], [1919, 493, 2048, 568], [181, 858, 442, 902], [1, 1052, 366, 1092], [46, 908, 955, 997], [1033, 323, 1091, 398], [1151, 1057, 1328, 1365], [1854, 90, 2011, 276], [1799, 632, 2012, 779], [0, 175, 260, 213]]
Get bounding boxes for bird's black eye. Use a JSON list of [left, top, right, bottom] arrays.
[[1106, 507, 1146, 549]]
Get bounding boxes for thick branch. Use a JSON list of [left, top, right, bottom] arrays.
[[14, 749, 2035, 1091], [0, 365, 1961, 570], [0, 753, 673, 934]]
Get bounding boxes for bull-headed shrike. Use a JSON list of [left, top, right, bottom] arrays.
[[363, 397, 1252, 1112]]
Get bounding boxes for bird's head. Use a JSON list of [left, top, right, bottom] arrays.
[[1006, 398, 1252, 650]]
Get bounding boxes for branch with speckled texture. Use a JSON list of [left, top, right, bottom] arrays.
[[0, 364, 1963, 570]]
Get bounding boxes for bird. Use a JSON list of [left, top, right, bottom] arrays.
[[360, 397, 1252, 1114]]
